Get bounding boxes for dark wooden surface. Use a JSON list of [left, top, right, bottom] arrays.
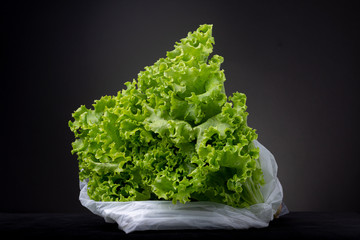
[[1, 212, 360, 240]]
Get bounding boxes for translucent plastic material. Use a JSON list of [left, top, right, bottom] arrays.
[[79, 140, 288, 233]]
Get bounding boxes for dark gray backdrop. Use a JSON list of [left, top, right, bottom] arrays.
[[3, 0, 359, 213]]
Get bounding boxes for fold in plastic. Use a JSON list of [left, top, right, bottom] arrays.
[[79, 140, 288, 233]]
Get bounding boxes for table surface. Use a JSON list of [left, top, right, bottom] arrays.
[[1, 212, 360, 240]]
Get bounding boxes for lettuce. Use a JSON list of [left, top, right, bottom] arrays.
[[69, 24, 264, 208]]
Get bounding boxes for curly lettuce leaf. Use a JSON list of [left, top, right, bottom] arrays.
[[69, 24, 264, 208]]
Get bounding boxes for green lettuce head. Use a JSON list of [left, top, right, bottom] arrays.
[[69, 24, 265, 208]]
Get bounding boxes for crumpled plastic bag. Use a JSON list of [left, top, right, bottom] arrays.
[[79, 140, 288, 233]]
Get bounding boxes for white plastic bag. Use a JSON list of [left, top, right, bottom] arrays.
[[79, 140, 287, 233]]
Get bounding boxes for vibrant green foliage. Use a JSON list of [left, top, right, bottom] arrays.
[[69, 24, 264, 208]]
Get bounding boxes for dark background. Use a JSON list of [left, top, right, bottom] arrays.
[[2, 0, 359, 213]]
